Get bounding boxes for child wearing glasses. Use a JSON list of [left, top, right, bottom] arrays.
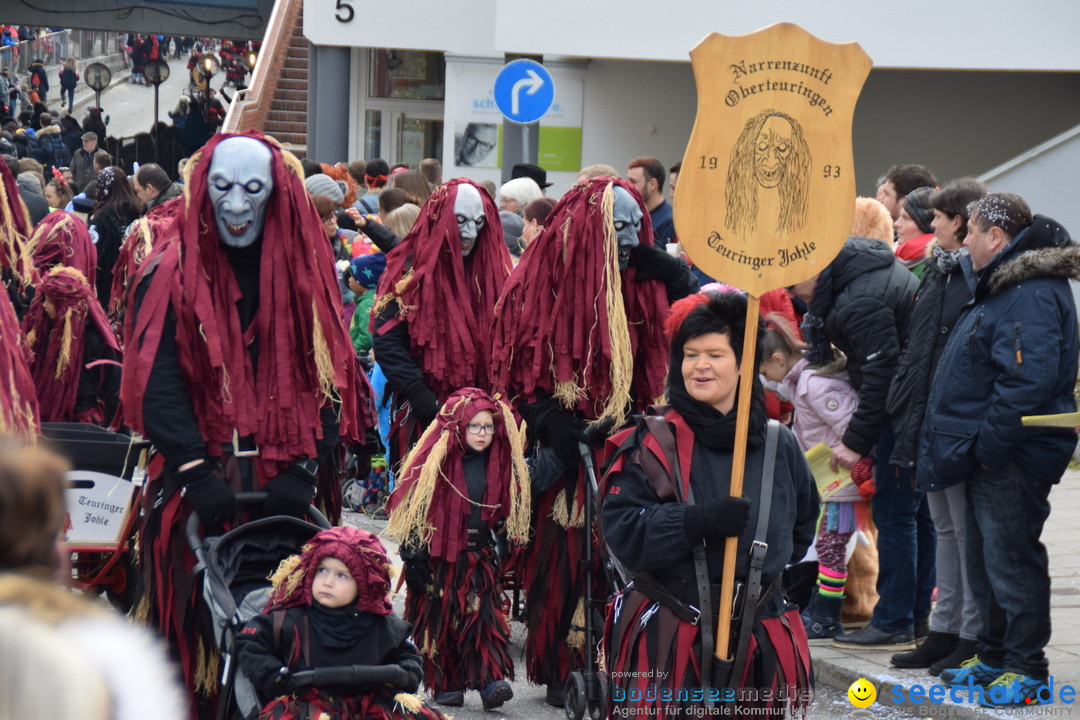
[[385, 388, 531, 710]]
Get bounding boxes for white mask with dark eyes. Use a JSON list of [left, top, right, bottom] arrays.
[[612, 185, 643, 269], [454, 183, 485, 257], [207, 136, 274, 248]]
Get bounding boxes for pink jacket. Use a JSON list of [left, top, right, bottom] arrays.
[[783, 357, 863, 503]]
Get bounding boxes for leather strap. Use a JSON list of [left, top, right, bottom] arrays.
[[731, 420, 780, 681]]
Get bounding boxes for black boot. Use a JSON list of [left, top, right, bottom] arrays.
[[800, 593, 844, 642], [890, 631, 959, 668], [929, 638, 978, 676]]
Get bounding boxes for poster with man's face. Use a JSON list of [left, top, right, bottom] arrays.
[[455, 122, 499, 167]]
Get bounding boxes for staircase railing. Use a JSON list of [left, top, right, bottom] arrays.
[[223, 0, 303, 134]]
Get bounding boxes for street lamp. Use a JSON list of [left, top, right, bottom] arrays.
[[194, 53, 218, 122], [83, 62, 112, 109], [144, 58, 170, 163]]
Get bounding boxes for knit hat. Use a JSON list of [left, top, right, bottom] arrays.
[[499, 210, 525, 256], [266, 526, 394, 614], [349, 252, 386, 288], [304, 173, 346, 205], [903, 186, 935, 234]]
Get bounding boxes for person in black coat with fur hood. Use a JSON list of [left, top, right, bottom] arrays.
[[799, 234, 932, 652]]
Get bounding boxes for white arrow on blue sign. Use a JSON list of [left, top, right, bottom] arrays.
[[493, 59, 554, 124]]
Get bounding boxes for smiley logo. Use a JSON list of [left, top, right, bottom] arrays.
[[847, 678, 876, 708]]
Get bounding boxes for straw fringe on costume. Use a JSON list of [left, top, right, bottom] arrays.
[[0, 289, 39, 439], [385, 388, 525, 695]]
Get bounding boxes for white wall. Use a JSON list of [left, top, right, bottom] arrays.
[[980, 125, 1080, 238], [579, 60, 696, 186], [493, 1, 1080, 71], [307, 1, 1080, 72]]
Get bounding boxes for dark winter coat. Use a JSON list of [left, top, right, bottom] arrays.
[[807, 237, 919, 456], [918, 215, 1080, 489], [70, 147, 96, 192], [30, 124, 71, 170], [886, 245, 977, 473], [602, 413, 818, 592], [235, 605, 422, 708], [59, 66, 78, 90]]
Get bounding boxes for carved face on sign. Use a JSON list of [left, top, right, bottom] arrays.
[[754, 115, 794, 189], [726, 109, 811, 237]]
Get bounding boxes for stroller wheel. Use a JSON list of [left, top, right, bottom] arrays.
[[564, 671, 587, 720], [104, 550, 138, 614], [589, 674, 607, 720]]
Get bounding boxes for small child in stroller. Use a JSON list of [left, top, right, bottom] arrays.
[[235, 526, 446, 720]]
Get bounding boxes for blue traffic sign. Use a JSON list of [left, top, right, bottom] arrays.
[[493, 59, 554, 124]]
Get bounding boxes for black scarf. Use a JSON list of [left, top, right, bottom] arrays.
[[667, 377, 767, 452], [308, 600, 373, 648]]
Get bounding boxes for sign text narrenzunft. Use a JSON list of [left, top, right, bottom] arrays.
[[674, 23, 872, 297]]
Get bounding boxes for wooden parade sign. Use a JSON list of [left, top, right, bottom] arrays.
[[673, 24, 871, 666], [674, 23, 871, 297]]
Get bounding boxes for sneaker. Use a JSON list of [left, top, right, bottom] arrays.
[[480, 680, 513, 710], [832, 624, 916, 651], [434, 690, 464, 707], [545, 681, 565, 708], [801, 610, 843, 643], [978, 672, 1048, 707], [940, 655, 1005, 686]]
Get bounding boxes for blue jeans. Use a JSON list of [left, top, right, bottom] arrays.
[[871, 427, 937, 632], [966, 462, 1052, 679]]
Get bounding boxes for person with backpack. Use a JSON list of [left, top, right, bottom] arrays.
[[58, 57, 78, 113]]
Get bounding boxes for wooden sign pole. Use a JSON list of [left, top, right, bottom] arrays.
[[715, 294, 760, 660], [670, 23, 872, 664]]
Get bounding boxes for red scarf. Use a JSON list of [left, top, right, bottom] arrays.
[[266, 526, 394, 615], [22, 266, 120, 423], [0, 290, 39, 439], [23, 210, 97, 288], [374, 179, 510, 399], [385, 387, 530, 562], [490, 177, 669, 421], [121, 131, 371, 474]]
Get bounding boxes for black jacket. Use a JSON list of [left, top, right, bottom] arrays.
[[235, 606, 422, 707], [886, 247, 977, 470], [806, 237, 918, 456]]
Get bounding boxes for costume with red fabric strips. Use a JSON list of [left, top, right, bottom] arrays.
[[22, 266, 121, 424], [235, 527, 447, 720], [372, 178, 509, 465], [0, 287, 39, 439], [599, 291, 817, 719], [385, 388, 530, 699], [121, 131, 373, 719], [488, 177, 670, 696], [109, 197, 181, 321], [0, 158, 32, 314], [21, 209, 97, 287]]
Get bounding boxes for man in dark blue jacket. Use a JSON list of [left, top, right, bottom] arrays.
[[920, 193, 1080, 706]]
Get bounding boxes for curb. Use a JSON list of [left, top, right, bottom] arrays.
[[814, 651, 1023, 718]]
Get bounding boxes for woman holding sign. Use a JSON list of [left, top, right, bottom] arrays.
[[601, 291, 817, 717]]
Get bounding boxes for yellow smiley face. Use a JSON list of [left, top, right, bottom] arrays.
[[847, 678, 877, 708]]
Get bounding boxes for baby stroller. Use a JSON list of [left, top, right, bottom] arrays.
[[44, 422, 152, 613], [564, 440, 630, 720], [187, 493, 330, 720]]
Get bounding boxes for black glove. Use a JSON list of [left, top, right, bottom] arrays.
[[402, 560, 434, 596], [582, 416, 617, 449], [179, 460, 236, 533], [381, 665, 413, 691], [629, 243, 683, 283], [407, 385, 439, 429], [684, 496, 753, 544], [261, 465, 317, 519], [546, 412, 584, 465]]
